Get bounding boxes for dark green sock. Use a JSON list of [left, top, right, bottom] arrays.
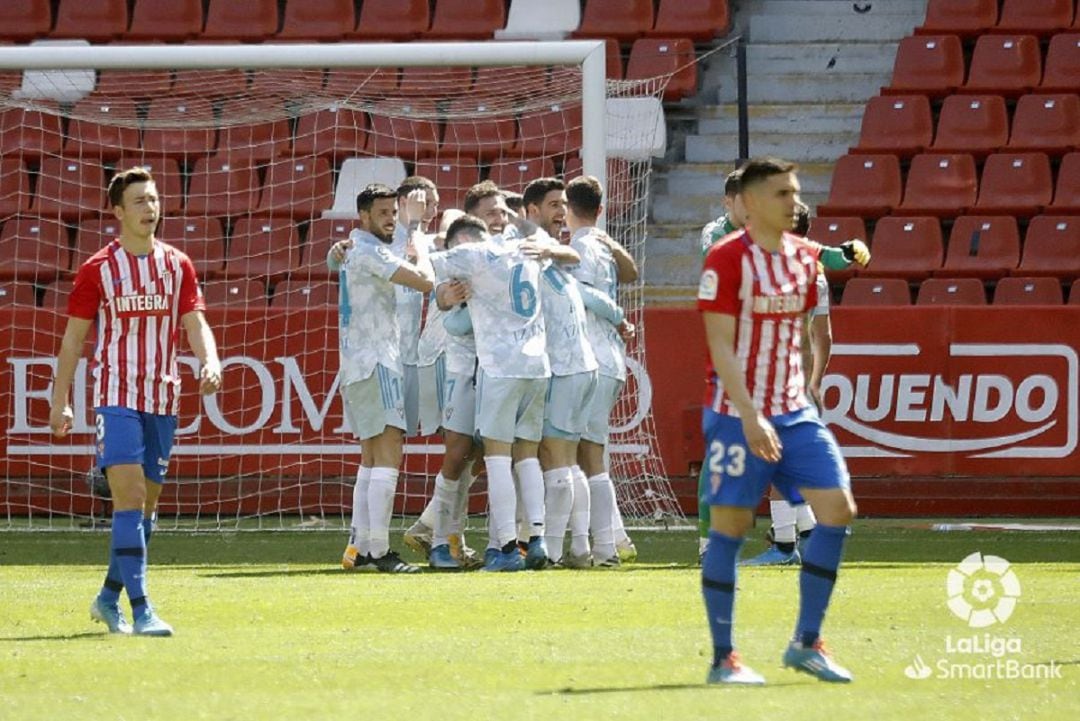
[[697, 465, 711, 539]]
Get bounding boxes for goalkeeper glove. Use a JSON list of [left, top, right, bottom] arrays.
[[840, 239, 871, 267]]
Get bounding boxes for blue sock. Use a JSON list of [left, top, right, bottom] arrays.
[[702, 530, 743, 667], [99, 514, 155, 606], [796, 523, 849, 647], [110, 510, 149, 617]]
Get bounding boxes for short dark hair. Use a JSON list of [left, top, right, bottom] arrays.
[[724, 168, 742, 197], [463, 180, 501, 214], [357, 183, 397, 214], [522, 177, 565, 212], [738, 157, 798, 191], [565, 175, 603, 220], [445, 214, 488, 246], [108, 166, 155, 208], [397, 175, 437, 198], [793, 203, 811, 236], [502, 190, 524, 214]]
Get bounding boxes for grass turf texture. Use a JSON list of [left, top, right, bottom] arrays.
[[0, 520, 1076, 721]]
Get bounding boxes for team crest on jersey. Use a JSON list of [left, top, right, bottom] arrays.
[[698, 269, 719, 301]]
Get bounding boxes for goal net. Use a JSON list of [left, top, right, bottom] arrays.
[[0, 42, 688, 532]]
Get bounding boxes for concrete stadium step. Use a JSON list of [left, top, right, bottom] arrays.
[[747, 4, 926, 43], [685, 130, 858, 164], [739, 0, 929, 18], [696, 102, 864, 136], [745, 42, 899, 76]]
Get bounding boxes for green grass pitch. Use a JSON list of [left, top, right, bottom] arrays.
[[0, 520, 1076, 721]]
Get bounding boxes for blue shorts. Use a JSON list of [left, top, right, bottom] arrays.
[[95, 406, 178, 484], [701, 406, 849, 509]]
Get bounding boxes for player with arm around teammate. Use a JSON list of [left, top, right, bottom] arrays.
[[49, 167, 222, 636]]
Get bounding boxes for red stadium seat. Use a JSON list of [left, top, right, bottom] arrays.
[[885, 35, 965, 98], [917, 0, 997, 38], [840, 277, 912, 306], [0, 106, 63, 160], [156, 216, 226, 279], [324, 68, 400, 98], [293, 106, 369, 161], [64, 99, 141, 161], [917, 278, 987, 305], [398, 66, 475, 99], [648, 0, 730, 42], [113, 157, 184, 216], [226, 217, 300, 282], [142, 99, 217, 160], [941, 215, 1021, 279], [0, 217, 70, 282], [94, 70, 174, 100], [862, 216, 943, 280], [1017, 215, 1080, 278], [930, 94, 1008, 158], [186, 157, 260, 219], [426, 0, 507, 40], [34, 157, 106, 221], [560, 154, 583, 181], [1041, 33, 1080, 92], [0, 0, 52, 42], [255, 157, 334, 219], [0, 158, 31, 218], [73, 217, 121, 267], [488, 157, 557, 194], [993, 276, 1064, 305], [1048, 152, 1080, 213], [805, 216, 867, 282], [897, 153, 977, 218], [574, 0, 654, 42], [1007, 93, 1080, 154], [514, 103, 582, 159], [202, 0, 279, 42], [126, 0, 203, 41], [440, 100, 517, 162], [973, 152, 1053, 217], [172, 69, 249, 99], [816, 154, 901, 218], [0, 280, 38, 307], [41, 279, 74, 309], [246, 69, 325, 98], [349, 0, 430, 41], [366, 101, 441, 160], [201, 279, 266, 306], [0, 69, 21, 99], [994, 0, 1073, 37], [1071, 279, 1080, 304], [217, 98, 292, 164], [963, 35, 1041, 97], [271, 280, 338, 309], [276, 0, 355, 41], [625, 38, 698, 102], [50, 0, 127, 42], [852, 94, 933, 158], [299, 218, 353, 281], [412, 159, 481, 210], [606, 38, 625, 80]]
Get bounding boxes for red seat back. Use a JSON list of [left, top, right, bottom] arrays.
[[863, 216, 943, 280], [942, 215, 1020, 279], [993, 276, 1063, 304], [917, 278, 987, 305], [931, 94, 1008, 157], [853, 94, 933, 158], [818, 153, 901, 218], [841, 277, 912, 306], [898, 153, 978, 218]]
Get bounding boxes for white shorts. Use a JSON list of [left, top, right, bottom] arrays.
[[582, 375, 624, 445], [403, 363, 420, 437], [417, 356, 446, 437], [475, 369, 547, 444], [442, 370, 477, 437], [341, 365, 407, 441], [543, 370, 599, 441]]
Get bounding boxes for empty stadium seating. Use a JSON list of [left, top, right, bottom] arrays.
[[293, 107, 370, 161], [1017, 215, 1080, 278], [886, 35, 965, 98], [324, 68, 400, 99], [0, 280, 38, 307], [963, 35, 1042, 97], [73, 218, 121, 266], [366, 101, 441, 160], [426, 0, 506, 40], [489, 157, 558, 194], [301, 218, 354, 278], [272, 280, 338, 308], [930, 94, 1009, 157], [94, 70, 174, 100], [916, 278, 987, 305], [1007, 93, 1080, 153], [41, 279, 73, 309], [0, 217, 70, 282], [186, 157, 261, 219], [648, 0, 730, 42], [216, 98, 292, 163], [0, 106, 63, 159], [255, 157, 334, 219], [514, 103, 582, 159], [226, 217, 300, 281], [64, 98, 141, 161], [1071, 279, 1080, 305], [440, 99, 518, 162], [0, 0, 52, 43], [201, 0, 279, 42], [202, 279, 267, 306], [626, 38, 698, 102], [815, 154, 902, 218], [397, 66, 475, 100], [141, 99, 217, 159], [0, 159, 31, 218], [917, 0, 997, 38], [973, 152, 1053, 216], [841, 277, 912, 306], [994, 0, 1074, 37], [349, 0, 430, 41], [50, 0, 128, 43], [276, 0, 355, 41], [862, 216, 943, 280], [852, 95, 933, 158], [34, 157, 106, 220], [897, 153, 978, 218], [993, 276, 1064, 305], [1048, 152, 1080, 212], [1040, 33, 1080, 92], [125, 0, 204, 42], [156, 216, 226, 279], [412, 159, 481, 210], [575, 0, 655, 42], [941, 215, 1021, 279]]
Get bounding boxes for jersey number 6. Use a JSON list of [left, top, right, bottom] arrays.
[[509, 264, 537, 318]]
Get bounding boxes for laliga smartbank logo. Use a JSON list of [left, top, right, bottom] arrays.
[[903, 553, 1062, 682], [821, 343, 1078, 459]]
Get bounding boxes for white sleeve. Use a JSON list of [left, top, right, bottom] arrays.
[[430, 244, 482, 281], [349, 241, 404, 280]]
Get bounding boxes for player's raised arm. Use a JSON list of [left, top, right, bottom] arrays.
[[595, 232, 638, 284], [391, 188, 435, 292], [49, 316, 93, 438]]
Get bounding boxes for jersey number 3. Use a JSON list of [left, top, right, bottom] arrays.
[[708, 440, 747, 492], [509, 264, 537, 318]]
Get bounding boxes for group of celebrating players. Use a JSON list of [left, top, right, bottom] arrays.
[[328, 173, 641, 574]]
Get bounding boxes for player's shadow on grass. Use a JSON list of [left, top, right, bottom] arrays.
[[0, 631, 106, 642], [540, 680, 802, 695], [200, 568, 344, 579]]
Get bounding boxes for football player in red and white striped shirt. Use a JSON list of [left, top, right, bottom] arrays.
[[696, 158, 857, 685], [49, 167, 221, 637]]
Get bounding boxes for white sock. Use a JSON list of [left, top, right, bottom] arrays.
[[450, 465, 474, 538], [795, 503, 817, 535], [418, 490, 438, 530], [588, 472, 616, 559], [349, 466, 372, 555], [569, 465, 591, 556], [431, 472, 460, 548], [611, 491, 630, 545], [515, 457, 546, 538], [485, 455, 517, 547], [771, 500, 798, 544], [542, 467, 573, 562], [515, 473, 529, 542], [367, 466, 399, 558], [486, 502, 498, 550]]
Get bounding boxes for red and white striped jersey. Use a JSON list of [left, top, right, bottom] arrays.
[[696, 230, 820, 418], [68, 239, 205, 416]]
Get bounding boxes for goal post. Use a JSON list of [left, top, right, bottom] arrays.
[[0, 41, 688, 532]]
